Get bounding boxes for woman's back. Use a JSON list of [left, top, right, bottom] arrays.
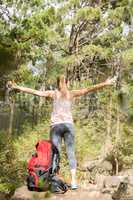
[[51, 90, 73, 126]]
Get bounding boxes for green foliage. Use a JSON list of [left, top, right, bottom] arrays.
[[59, 54, 82, 68], [122, 48, 133, 67], [0, 0, 133, 193], [0, 133, 20, 192], [76, 7, 101, 22], [11, 65, 35, 83], [108, 7, 125, 26], [82, 44, 112, 60], [0, 121, 50, 191]]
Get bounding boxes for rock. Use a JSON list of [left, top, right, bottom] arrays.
[[104, 176, 122, 188], [10, 186, 50, 200], [103, 193, 112, 200], [52, 189, 112, 200], [119, 169, 133, 186], [99, 161, 112, 172], [119, 169, 133, 176], [81, 159, 100, 171], [95, 175, 124, 191], [94, 175, 132, 197], [11, 186, 32, 200], [126, 185, 133, 197], [10, 185, 113, 200], [95, 174, 105, 190], [112, 180, 128, 200], [85, 191, 112, 200], [82, 158, 112, 171], [128, 176, 133, 186]]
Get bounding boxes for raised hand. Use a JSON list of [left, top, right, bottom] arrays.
[[105, 76, 117, 86], [6, 81, 17, 90]]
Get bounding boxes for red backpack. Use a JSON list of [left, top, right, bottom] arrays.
[[27, 140, 60, 191]]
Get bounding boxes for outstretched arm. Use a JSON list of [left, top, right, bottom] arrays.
[[6, 81, 55, 98], [71, 77, 116, 98]]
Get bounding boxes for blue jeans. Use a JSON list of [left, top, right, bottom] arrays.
[[50, 123, 77, 169]]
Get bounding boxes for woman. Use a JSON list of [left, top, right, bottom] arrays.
[[7, 75, 115, 189]]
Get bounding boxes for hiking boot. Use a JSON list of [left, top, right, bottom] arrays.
[[71, 183, 78, 190]]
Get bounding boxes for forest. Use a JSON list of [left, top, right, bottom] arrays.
[[0, 0, 133, 199]]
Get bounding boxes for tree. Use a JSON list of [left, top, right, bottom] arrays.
[[0, 0, 132, 173]]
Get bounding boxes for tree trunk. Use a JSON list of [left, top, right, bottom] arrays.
[[9, 99, 15, 136], [115, 106, 121, 144], [101, 94, 113, 159]]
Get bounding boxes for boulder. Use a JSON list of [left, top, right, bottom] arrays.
[[95, 174, 105, 190], [104, 176, 122, 188], [81, 159, 112, 174], [119, 169, 133, 176], [10, 186, 51, 200], [98, 161, 113, 172], [126, 185, 133, 198]]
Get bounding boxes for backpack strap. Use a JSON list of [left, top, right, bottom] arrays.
[[50, 176, 69, 194], [51, 144, 60, 174]]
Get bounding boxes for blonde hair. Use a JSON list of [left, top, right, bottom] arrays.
[[57, 75, 68, 98]]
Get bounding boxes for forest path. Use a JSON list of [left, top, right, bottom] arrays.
[[10, 184, 112, 200], [10, 173, 133, 200]]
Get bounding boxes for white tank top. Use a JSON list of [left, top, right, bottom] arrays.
[[51, 90, 73, 125]]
